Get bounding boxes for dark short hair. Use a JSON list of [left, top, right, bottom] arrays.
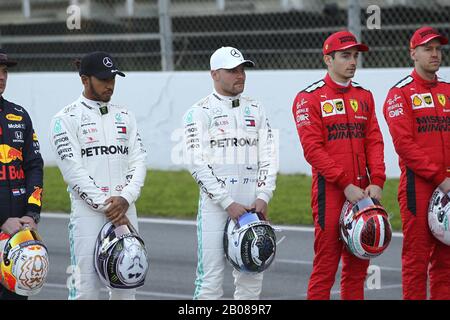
[[328, 52, 337, 59], [322, 52, 336, 68]]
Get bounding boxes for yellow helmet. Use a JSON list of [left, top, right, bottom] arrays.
[[0, 227, 49, 296]]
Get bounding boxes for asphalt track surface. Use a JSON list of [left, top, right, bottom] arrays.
[[30, 213, 403, 300]]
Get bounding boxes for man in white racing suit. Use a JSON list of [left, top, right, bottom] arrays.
[[183, 46, 278, 299], [50, 51, 147, 299]]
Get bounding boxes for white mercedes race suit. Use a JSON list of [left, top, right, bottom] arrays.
[[50, 95, 147, 300], [183, 91, 278, 300]]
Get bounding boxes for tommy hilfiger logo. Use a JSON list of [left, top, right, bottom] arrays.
[[245, 119, 256, 127]]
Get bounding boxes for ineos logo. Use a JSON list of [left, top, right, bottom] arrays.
[[230, 49, 241, 58], [103, 57, 113, 68]]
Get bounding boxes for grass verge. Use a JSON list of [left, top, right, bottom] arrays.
[[43, 167, 401, 230]]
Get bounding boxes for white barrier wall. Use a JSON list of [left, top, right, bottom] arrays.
[[3, 67, 449, 177]]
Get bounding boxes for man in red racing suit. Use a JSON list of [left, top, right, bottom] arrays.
[[292, 30, 386, 300], [383, 26, 450, 300]]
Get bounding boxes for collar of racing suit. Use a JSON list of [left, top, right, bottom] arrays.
[[0, 96, 3, 111], [411, 69, 438, 88], [79, 94, 109, 115], [212, 89, 241, 108], [324, 73, 352, 93]]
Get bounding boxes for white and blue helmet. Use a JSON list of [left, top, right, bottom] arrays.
[[224, 212, 276, 273]]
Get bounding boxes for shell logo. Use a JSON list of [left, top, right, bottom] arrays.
[[413, 96, 422, 107], [323, 102, 334, 114]]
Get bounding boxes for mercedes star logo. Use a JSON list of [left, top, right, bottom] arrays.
[[103, 57, 113, 68], [230, 49, 241, 58]]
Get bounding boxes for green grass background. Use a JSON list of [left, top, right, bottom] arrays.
[[43, 167, 401, 230]]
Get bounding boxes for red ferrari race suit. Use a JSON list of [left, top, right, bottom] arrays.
[[292, 73, 386, 300], [383, 69, 450, 300]]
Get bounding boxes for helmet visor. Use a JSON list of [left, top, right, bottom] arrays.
[[237, 212, 260, 228], [9, 229, 43, 248]]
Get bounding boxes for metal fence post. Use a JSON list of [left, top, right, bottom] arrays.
[[159, 0, 174, 71], [347, 0, 362, 67], [126, 0, 134, 17], [22, 0, 31, 18], [217, 0, 225, 11]]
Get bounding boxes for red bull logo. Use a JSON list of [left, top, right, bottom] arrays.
[[0, 145, 23, 163], [28, 187, 42, 207], [0, 166, 24, 181]]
